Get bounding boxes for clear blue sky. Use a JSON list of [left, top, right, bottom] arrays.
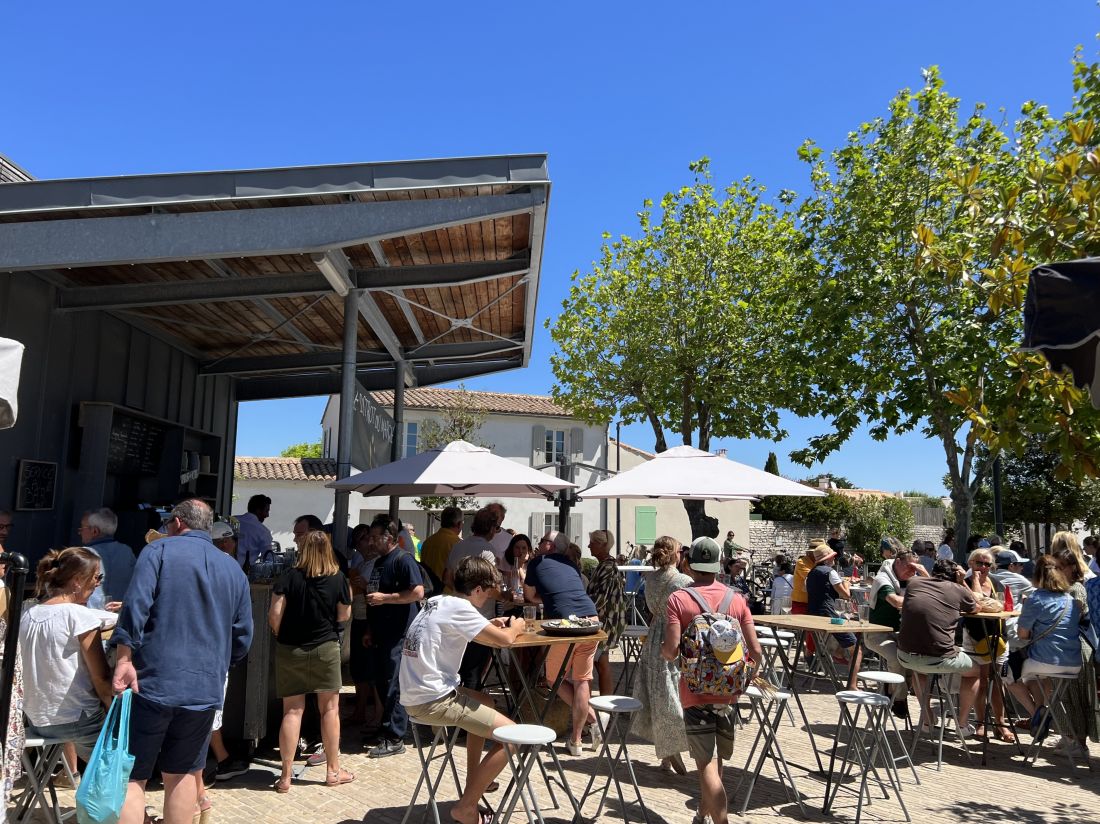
[[6, 2, 1097, 494]]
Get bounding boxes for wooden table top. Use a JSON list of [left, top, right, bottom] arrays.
[[507, 620, 609, 649], [754, 613, 893, 634], [965, 610, 1020, 619]]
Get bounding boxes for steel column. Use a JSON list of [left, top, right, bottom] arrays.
[[389, 362, 407, 520], [332, 289, 361, 557]]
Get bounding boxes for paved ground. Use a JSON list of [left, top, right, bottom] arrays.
[[14, 667, 1100, 824]]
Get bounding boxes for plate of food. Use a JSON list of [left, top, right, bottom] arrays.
[[541, 615, 602, 636]]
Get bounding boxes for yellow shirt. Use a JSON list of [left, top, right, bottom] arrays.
[[792, 555, 814, 603], [420, 528, 460, 582]]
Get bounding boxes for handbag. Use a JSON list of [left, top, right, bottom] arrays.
[[75, 689, 135, 824]]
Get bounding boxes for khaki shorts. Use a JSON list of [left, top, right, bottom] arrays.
[[405, 689, 500, 740], [545, 640, 598, 683], [684, 703, 736, 764]]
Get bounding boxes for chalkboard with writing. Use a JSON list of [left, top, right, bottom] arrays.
[[16, 459, 57, 511], [107, 411, 168, 475]]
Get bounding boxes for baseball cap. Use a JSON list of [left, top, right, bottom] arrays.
[[589, 529, 615, 549], [937, 544, 955, 561], [210, 521, 236, 541], [995, 549, 1025, 567], [688, 536, 722, 573], [709, 618, 746, 664], [977, 539, 991, 548]]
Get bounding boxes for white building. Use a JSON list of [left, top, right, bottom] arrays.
[[233, 389, 610, 549]]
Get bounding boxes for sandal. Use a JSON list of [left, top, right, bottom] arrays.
[[325, 767, 355, 786], [192, 796, 213, 824], [995, 724, 1016, 743], [274, 777, 292, 793]]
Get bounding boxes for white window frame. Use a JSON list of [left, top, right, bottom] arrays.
[[544, 429, 566, 464], [404, 421, 418, 458]]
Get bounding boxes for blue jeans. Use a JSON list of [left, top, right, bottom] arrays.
[[371, 637, 407, 740], [27, 707, 106, 761]]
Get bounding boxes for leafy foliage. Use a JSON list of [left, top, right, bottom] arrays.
[[764, 452, 780, 475], [412, 385, 491, 513], [845, 497, 915, 560], [548, 159, 809, 538], [280, 440, 322, 458], [755, 490, 853, 526]]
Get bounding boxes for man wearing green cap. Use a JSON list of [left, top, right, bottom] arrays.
[[662, 536, 762, 824]]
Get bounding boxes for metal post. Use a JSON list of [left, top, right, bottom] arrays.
[[332, 289, 360, 556], [557, 453, 573, 533], [992, 456, 1004, 539], [0, 552, 30, 757], [615, 422, 621, 551], [389, 361, 407, 520]]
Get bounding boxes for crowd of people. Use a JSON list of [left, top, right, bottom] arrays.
[[5, 498, 1100, 824]]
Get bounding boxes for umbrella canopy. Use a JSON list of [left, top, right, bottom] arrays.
[[326, 439, 576, 498], [579, 445, 827, 500], [1024, 258, 1100, 408], [0, 337, 24, 430]]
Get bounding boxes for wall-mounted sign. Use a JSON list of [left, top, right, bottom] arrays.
[[351, 381, 395, 471], [16, 459, 57, 511]]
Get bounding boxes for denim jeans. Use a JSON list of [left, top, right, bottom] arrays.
[[27, 706, 107, 761]]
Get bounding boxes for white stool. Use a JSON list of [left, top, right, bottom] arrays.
[[578, 695, 648, 824], [823, 690, 911, 824], [757, 637, 796, 727], [614, 626, 648, 694], [734, 685, 805, 816], [401, 724, 465, 824], [905, 671, 971, 770], [1023, 672, 1083, 768], [12, 737, 72, 824], [492, 724, 580, 824], [857, 671, 919, 785]]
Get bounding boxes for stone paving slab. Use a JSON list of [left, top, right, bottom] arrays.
[[12, 684, 1100, 823]]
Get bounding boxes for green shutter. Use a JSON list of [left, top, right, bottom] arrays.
[[635, 506, 657, 544]]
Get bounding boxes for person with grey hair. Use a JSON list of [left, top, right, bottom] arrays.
[[78, 507, 136, 606], [485, 501, 511, 560], [111, 499, 252, 824]]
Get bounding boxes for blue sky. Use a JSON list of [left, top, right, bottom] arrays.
[[5, 2, 1097, 494]]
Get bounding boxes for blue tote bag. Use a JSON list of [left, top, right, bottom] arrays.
[[75, 689, 136, 824]]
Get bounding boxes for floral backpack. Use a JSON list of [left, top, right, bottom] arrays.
[[678, 586, 750, 697]]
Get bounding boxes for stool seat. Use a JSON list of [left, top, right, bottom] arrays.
[[758, 637, 787, 649], [745, 685, 791, 702], [590, 695, 642, 713], [23, 737, 46, 747], [493, 724, 556, 747], [622, 625, 648, 638], [860, 670, 905, 686], [836, 690, 892, 707], [757, 627, 796, 640]]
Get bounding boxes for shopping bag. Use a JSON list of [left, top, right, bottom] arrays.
[[75, 689, 135, 824]]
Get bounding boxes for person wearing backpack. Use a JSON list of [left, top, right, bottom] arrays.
[[663, 536, 762, 824]]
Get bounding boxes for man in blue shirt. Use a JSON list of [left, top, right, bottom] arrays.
[[78, 507, 136, 606], [112, 499, 253, 824], [233, 494, 273, 567]]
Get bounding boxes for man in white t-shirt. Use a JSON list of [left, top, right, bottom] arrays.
[[400, 555, 524, 824]]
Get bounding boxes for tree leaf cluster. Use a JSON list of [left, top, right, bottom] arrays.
[[844, 496, 915, 560], [755, 490, 853, 525], [280, 440, 322, 458], [412, 385, 492, 513]]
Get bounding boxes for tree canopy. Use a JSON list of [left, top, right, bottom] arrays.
[[280, 440, 322, 458], [412, 386, 490, 513]]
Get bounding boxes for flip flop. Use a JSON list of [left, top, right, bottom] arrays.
[[325, 768, 355, 786], [274, 777, 292, 793]]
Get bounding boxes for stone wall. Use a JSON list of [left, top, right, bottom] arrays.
[[748, 519, 945, 555]]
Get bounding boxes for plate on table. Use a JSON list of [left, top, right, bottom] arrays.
[[541, 619, 601, 637]]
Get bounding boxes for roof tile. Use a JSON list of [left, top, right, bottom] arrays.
[[369, 388, 569, 417], [234, 457, 336, 482]]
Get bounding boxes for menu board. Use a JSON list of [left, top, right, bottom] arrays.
[[107, 411, 169, 475], [16, 459, 57, 511]]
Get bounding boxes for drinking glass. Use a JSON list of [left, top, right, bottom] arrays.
[[523, 605, 538, 632], [777, 595, 792, 616], [858, 604, 870, 625]]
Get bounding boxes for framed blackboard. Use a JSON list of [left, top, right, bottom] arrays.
[[15, 459, 57, 511], [107, 411, 168, 475]]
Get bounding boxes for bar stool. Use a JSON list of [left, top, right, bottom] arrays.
[[734, 685, 806, 816], [1023, 672, 1082, 768], [906, 671, 971, 770], [492, 724, 581, 824], [577, 695, 648, 824], [757, 637, 797, 728], [823, 690, 910, 824], [401, 723, 465, 824], [857, 671, 919, 785], [11, 737, 74, 824], [614, 626, 648, 694]]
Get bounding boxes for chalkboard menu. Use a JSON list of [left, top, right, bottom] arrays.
[[107, 411, 168, 475], [16, 459, 57, 511]]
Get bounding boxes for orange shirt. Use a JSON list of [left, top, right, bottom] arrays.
[[792, 555, 814, 604]]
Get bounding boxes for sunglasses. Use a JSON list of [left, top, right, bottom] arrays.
[[973, 561, 992, 567], [93, 572, 105, 583]]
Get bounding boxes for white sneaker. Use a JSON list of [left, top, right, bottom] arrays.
[[567, 740, 582, 757], [588, 720, 603, 752], [957, 724, 976, 739]]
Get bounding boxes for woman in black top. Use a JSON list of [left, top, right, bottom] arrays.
[[268, 530, 353, 792]]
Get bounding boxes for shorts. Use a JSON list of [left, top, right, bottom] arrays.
[[1021, 659, 1080, 679], [898, 649, 975, 675], [26, 707, 106, 761], [684, 703, 736, 763], [275, 640, 343, 697], [406, 689, 501, 739], [545, 640, 597, 684], [128, 693, 215, 780]]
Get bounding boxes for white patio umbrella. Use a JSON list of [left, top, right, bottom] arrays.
[[579, 444, 827, 500], [0, 337, 25, 430], [326, 439, 576, 498]]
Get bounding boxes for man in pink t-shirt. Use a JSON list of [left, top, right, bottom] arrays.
[[663, 536, 762, 824]]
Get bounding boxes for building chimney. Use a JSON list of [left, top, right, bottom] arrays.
[[817, 475, 830, 490], [715, 448, 728, 458]]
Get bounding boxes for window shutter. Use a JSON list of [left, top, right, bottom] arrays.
[[569, 512, 583, 546], [635, 506, 658, 544], [570, 427, 584, 461], [531, 425, 546, 465], [529, 513, 543, 540]]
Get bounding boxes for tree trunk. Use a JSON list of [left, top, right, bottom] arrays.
[[951, 485, 973, 563], [683, 499, 719, 540]]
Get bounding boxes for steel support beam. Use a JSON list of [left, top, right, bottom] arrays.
[[389, 361, 408, 519], [0, 193, 540, 271], [205, 259, 315, 347], [54, 258, 530, 311], [332, 289, 361, 555]]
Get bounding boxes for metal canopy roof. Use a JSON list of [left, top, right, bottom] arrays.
[[0, 155, 551, 399]]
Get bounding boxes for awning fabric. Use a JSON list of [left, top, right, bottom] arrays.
[[0, 337, 24, 429]]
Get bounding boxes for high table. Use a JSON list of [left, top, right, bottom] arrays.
[[964, 609, 1021, 766], [754, 613, 894, 773]]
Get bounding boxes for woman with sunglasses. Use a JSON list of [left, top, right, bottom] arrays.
[[19, 547, 115, 780], [959, 547, 1014, 741]]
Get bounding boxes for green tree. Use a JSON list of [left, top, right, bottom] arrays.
[[764, 452, 780, 475], [786, 67, 1050, 550], [280, 440, 322, 458], [755, 490, 852, 526], [412, 385, 490, 513], [845, 497, 915, 560], [549, 159, 808, 538]]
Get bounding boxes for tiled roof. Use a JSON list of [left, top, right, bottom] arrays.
[[370, 388, 570, 417], [832, 487, 899, 500], [609, 438, 655, 459], [234, 457, 336, 482]]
